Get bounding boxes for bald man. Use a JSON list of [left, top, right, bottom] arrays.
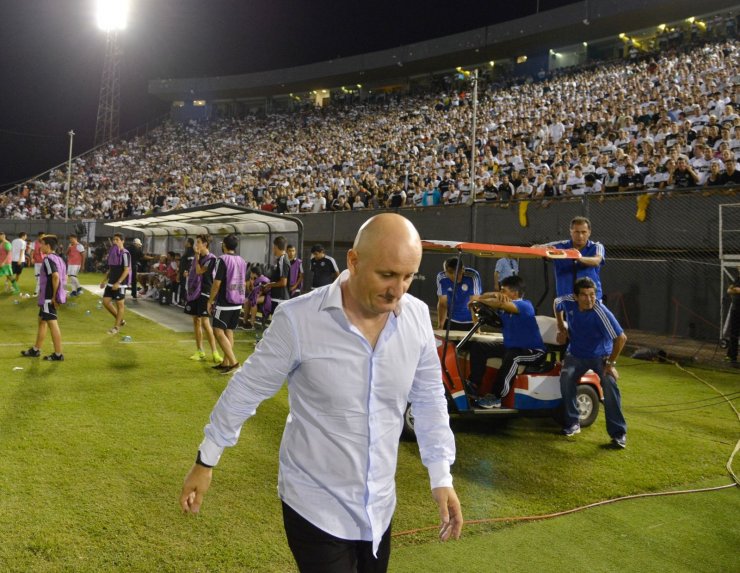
[[181, 214, 462, 572]]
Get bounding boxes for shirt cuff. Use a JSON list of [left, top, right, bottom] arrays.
[[427, 461, 453, 489], [198, 437, 225, 467]]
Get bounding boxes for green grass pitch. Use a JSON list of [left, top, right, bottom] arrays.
[[0, 273, 737, 572]]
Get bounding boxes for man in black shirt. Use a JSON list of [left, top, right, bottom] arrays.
[[128, 238, 143, 300], [309, 244, 340, 289], [669, 157, 700, 188], [617, 164, 645, 192], [726, 273, 740, 365], [264, 235, 291, 303], [275, 190, 289, 214], [179, 238, 196, 306], [720, 159, 740, 185]]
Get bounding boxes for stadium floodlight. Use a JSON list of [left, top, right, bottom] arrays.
[[94, 0, 127, 145], [96, 0, 129, 32]]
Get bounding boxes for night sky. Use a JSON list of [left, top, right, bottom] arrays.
[[0, 0, 578, 189]]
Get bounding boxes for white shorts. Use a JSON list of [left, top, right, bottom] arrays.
[[34, 262, 42, 277], [68, 264, 81, 277]]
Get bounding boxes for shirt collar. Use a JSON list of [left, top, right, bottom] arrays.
[[320, 269, 404, 317]]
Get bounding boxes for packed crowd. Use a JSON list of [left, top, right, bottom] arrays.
[[1, 39, 739, 220]]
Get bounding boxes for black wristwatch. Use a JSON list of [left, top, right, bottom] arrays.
[[195, 451, 213, 468]]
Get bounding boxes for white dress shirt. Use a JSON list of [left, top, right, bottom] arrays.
[[199, 270, 455, 554]]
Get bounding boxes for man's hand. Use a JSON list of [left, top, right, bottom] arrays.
[[556, 328, 568, 345], [180, 464, 213, 514], [604, 364, 619, 380], [432, 486, 463, 542]]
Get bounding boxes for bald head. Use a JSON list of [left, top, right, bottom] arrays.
[[345, 214, 422, 318], [353, 213, 422, 256]]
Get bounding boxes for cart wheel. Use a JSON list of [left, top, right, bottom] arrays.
[[719, 338, 729, 350], [402, 403, 416, 440], [576, 384, 599, 428]]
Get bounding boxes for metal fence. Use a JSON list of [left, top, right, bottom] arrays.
[[1, 188, 738, 360]]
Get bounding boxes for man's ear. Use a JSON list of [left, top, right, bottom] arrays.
[[347, 249, 358, 273]]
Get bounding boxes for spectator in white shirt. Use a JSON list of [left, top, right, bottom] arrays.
[[515, 176, 534, 199], [643, 161, 668, 192], [286, 193, 300, 213], [565, 165, 586, 196], [311, 191, 327, 213]]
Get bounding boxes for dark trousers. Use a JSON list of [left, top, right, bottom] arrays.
[[282, 502, 391, 573], [131, 266, 138, 299], [728, 306, 739, 362], [470, 342, 545, 398], [443, 318, 474, 331]]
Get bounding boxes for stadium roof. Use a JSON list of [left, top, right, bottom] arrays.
[[149, 0, 738, 101], [105, 203, 303, 239]]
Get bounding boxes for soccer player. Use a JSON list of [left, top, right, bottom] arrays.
[[263, 235, 291, 305], [242, 264, 271, 330], [286, 244, 303, 298], [10, 231, 27, 295], [66, 234, 86, 296], [184, 235, 222, 364], [30, 232, 46, 296], [21, 235, 67, 361], [208, 234, 246, 374], [0, 232, 13, 293], [99, 233, 131, 335]]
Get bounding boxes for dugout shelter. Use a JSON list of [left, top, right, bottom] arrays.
[[105, 203, 303, 267]]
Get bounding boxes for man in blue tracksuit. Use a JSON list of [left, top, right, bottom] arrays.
[[555, 277, 628, 448], [545, 215, 605, 300], [436, 258, 482, 331], [467, 275, 546, 409]]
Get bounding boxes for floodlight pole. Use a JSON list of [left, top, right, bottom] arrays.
[[95, 30, 121, 146], [468, 69, 479, 205], [64, 130, 75, 222]]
